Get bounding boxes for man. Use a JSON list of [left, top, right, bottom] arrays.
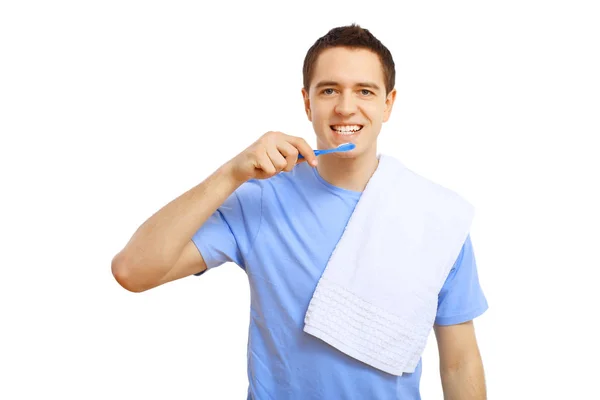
[[112, 24, 488, 399]]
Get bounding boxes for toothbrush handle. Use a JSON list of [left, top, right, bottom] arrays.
[[298, 149, 331, 159]]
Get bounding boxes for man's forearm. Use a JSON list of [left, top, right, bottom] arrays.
[[440, 358, 487, 400], [112, 162, 242, 287]]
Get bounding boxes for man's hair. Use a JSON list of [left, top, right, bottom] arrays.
[[302, 24, 396, 95]]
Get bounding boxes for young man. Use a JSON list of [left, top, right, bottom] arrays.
[[112, 24, 488, 399]]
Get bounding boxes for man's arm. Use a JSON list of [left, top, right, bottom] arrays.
[[111, 132, 317, 293], [111, 162, 243, 292], [434, 320, 486, 400]]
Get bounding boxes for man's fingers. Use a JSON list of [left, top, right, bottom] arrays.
[[255, 150, 276, 176], [266, 146, 288, 172], [244, 132, 316, 181], [277, 141, 299, 171], [287, 136, 317, 166]]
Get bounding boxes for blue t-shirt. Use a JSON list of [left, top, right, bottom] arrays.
[[192, 162, 488, 400]]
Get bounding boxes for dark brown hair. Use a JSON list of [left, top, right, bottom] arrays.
[[302, 24, 396, 95]]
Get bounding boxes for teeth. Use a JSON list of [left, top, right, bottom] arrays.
[[332, 125, 362, 134]]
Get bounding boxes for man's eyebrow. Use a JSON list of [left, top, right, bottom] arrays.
[[314, 80, 339, 89], [314, 80, 381, 91], [357, 82, 381, 91]]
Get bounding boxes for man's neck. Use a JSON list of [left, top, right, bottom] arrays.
[[316, 150, 379, 192]]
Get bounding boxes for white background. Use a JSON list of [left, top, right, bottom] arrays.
[[1, 0, 599, 399]]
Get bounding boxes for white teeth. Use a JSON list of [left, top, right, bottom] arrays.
[[332, 125, 362, 134]]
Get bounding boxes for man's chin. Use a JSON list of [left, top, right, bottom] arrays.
[[333, 150, 357, 159]]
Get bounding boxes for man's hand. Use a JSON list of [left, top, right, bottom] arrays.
[[226, 131, 318, 183]]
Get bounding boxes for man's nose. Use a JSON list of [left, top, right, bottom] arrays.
[[334, 93, 357, 116]]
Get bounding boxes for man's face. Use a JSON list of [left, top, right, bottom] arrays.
[[302, 47, 396, 159]]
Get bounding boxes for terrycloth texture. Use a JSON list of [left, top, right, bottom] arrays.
[[303, 154, 475, 376]]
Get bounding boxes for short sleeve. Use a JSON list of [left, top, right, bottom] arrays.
[[191, 180, 263, 276], [434, 234, 488, 325]]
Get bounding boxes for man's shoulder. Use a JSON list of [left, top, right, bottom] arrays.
[[251, 162, 313, 190], [381, 155, 475, 217], [233, 163, 313, 205]]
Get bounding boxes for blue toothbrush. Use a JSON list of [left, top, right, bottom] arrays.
[[298, 142, 356, 159]]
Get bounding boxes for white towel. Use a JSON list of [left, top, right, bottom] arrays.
[[303, 154, 475, 376]]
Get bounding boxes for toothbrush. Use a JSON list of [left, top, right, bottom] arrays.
[[298, 142, 356, 159]]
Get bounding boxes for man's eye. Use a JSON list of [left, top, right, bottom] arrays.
[[323, 88, 335, 95], [361, 89, 373, 96]]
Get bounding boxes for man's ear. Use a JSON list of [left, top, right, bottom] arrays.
[[301, 88, 312, 121], [383, 88, 397, 123]]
